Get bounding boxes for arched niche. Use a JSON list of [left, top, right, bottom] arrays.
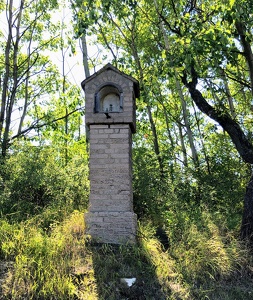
[[94, 84, 123, 113]]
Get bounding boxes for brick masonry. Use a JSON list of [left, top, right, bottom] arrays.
[[82, 64, 139, 244]]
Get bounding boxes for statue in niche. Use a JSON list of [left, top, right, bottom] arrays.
[[102, 93, 120, 112], [94, 84, 123, 113]]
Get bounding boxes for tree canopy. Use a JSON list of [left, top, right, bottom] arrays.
[[1, 0, 253, 241], [73, 0, 253, 240]]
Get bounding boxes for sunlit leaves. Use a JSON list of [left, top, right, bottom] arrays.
[[0, 0, 84, 159], [35, 0, 247, 215]]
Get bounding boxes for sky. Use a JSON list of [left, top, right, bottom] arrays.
[[0, 1, 111, 137], [0, 1, 109, 89]]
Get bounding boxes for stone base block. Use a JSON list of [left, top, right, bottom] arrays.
[[85, 211, 137, 244]]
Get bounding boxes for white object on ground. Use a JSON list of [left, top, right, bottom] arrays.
[[120, 278, 136, 287]]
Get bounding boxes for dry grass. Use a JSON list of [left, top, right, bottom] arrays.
[[0, 209, 253, 299]]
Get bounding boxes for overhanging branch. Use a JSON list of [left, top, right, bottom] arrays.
[[182, 66, 253, 164], [8, 106, 84, 142]]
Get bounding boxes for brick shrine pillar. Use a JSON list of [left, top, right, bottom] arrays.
[[81, 63, 140, 244]]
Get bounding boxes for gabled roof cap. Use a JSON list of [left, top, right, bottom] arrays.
[[81, 63, 140, 98]]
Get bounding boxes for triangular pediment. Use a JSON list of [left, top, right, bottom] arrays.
[[81, 63, 140, 98]]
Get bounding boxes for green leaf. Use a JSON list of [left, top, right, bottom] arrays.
[[161, 50, 166, 59]]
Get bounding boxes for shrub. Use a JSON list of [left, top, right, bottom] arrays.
[[0, 143, 89, 222]]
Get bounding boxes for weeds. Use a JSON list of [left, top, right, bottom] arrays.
[[0, 208, 253, 299]]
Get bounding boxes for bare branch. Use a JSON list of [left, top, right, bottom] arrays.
[[9, 107, 85, 142]]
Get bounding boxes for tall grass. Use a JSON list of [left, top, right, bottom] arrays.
[[0, 210, 86, 299], [0, 207, 252, 299]]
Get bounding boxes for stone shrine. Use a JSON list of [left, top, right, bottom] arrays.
[[81, 63, 140, 244]]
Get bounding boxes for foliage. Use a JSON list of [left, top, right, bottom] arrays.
[[72, 0, 253, 240], [133, 137, 247, 229], [0, 0, 84, 159], [1, 0, 253, 298], [0, 141, 89, 222]]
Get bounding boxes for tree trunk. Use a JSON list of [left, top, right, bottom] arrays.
[[176, 79, 199, 167], [2, 0, 24, 157], [182, 67, 253, 164], [80, 34, 90, 78], [182, 66, 253, 243], [240, 173, 253, 244], [0, 0, 13, 145], [155, 0, 199, 168], [147, 105, 164, 177], [178, 123, 188, 167], [221, 69, 236, 119], [80, 33, 90, 151], [235, 21, 253, 96], [192, 100, 211, 174]]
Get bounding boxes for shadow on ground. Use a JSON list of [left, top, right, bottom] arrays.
[[0, 261, 14, 299], [90, 242, 170, 300]]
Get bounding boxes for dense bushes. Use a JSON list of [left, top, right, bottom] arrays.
[[0, 142, 89, 223], [133, 143, 247, 230]]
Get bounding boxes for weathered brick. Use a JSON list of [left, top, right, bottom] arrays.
[[83, 64, 138, 244]]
